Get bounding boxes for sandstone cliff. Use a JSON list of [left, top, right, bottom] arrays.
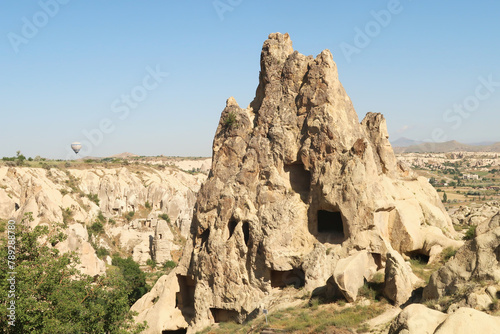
[[133, 33, 462, 333]]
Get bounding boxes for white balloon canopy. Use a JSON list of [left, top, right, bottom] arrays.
[[71, 142, 82, 154]]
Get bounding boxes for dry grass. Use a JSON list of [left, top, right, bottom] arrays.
[[196, 300, 387, 334]]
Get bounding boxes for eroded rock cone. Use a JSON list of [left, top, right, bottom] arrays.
[[133, 32, 461, 333]]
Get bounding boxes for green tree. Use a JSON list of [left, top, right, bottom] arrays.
[[443, 191, 448, 203], [0, 213, 146, 333], [111, 256, 149, 306]]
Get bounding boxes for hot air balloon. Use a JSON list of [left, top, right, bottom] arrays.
[[71, 142, 82, 154]]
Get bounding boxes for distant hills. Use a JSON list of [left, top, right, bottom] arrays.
[[390, 137, 424, 147], [391, 138, 500, 153]]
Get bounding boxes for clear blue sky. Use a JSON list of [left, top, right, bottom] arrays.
[[1, 1, 499, 159]]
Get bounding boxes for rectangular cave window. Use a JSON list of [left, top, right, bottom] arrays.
[[162, 330, 187, 334], [176, 275, 195, 314], [317, 210, 344, 235], [159, 234, 163, 240], [210, 308, 240, 323], [270, 269, 305, 289]]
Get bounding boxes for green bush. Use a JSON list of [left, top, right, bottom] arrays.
[[163, 261, 176, 269], [0, 213, 146, 333], [86, 193, 100, 206], [442, 246, 457, 261], [145, 201, 151, 209], [62, 207, 73, 225], [158, 213, 170, 223], [124, 211, 135, 222], [96, 247, 110, 259], [96, 210, 106, 224], [464, 225, 476, 240], [146, 259, 156, 268], [89, 221, 104, 237], [223, 111, 237, 128]]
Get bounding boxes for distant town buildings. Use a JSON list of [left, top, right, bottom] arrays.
[[462, 174, 481, 180]]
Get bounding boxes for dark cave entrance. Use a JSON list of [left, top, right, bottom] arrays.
[[408, 252, 430, 265], [176, 275, 195, 319], [228, 219, 238, 240], [270, 268, 305, 289], [242, 221, 250, 246], [210, 308, 240, 323], [317, 210, 344, 234], [162, 330, 187, 334]]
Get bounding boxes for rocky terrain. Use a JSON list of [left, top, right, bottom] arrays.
[[0, 163, 206, 276], [4, 33, 500, 334], [130, 33, 489, 334]]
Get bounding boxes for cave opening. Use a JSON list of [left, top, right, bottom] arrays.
[[162, 330, 187, 334], [210, 308, 240, 323], [408, 252, 430, 265], [270, 268, 305, 289], [176, 275, 195, 319], [228, 220, 238, 240], [317, 210, 344, 235], [242, 221, 250, 246]]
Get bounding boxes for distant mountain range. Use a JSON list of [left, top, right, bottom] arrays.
[[391, 138, 500, 153]]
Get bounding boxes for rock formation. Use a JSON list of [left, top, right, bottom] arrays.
[[384, 250, 422, 306], [0, 164, 204, 274], [133, 32, 461, 333], [451, 201, 499, 227], [389, 304, 500, 334], [423, 212, 500, 303]]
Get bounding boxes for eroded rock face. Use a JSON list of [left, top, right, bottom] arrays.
[[0, 165, 204, 274], [451, 201, 499, 227], [423, 216, 500, 301], [389, 305, 500, 334], [135, 33, 460, 332], [384, 250, 421, 306], [332, 250, 378, 302]]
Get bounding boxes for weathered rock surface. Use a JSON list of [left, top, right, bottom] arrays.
[[384, 250, 421, 306], [0, 165, 204, 273], [451, 201, 499, 227], [423, 222, 500, 301], [389, 304, 500, 334], [55, 222, 106, 276], [131, 271, 190, 334], [332, 250, 378, 302], [134, 32, 460, 332], [389, 304, 447, 334]]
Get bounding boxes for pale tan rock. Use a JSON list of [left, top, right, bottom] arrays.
[[466, 292, 492, 311], [131, 271, 189, 334], [152, 219, 175, 264], [389, 304, 447, 334], [423, 225, 500, 301], [332, 250, 378, 302], [140, 33, 460, 331], [55, 223, 106, 276], [384, 250, 421, 305], [433, 307, 500, 334], [0, 164, 204, 274]]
